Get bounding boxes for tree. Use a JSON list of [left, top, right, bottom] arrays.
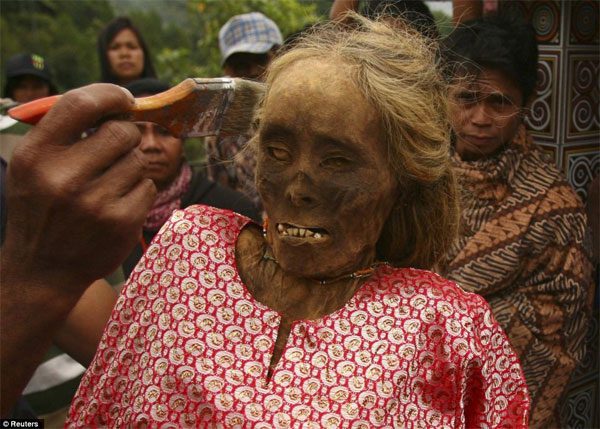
[[432, 10, 453, 38], [1, 0, 321, 165], [1, 0, 322, 93], [1, 0, 114, 92], [159, 0, 321, 83]]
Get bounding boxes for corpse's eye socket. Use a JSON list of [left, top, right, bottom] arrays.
[[267, 146, 292, 162]]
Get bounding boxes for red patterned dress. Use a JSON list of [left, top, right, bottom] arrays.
[[67, 205, 530, 428]]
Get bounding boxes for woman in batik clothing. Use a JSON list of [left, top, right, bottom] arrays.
[[67, 14, 529, 427], [441, 14, 593, 428]]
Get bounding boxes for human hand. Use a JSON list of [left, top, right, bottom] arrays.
[[2, 83, 156, 293]]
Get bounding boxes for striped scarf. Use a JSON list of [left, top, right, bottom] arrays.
[[144, 162, 192, 231]]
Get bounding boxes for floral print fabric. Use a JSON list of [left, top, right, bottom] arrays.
[[67, 205, 529, 428]]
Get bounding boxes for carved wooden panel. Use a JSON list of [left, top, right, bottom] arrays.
[[526, 52, 559, 140], [499, 1, 599, 427], [566, 53, 599, 140]]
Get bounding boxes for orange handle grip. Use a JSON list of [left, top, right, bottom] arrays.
[[8, 95, 61, 125], [7, 79, 198, 127]]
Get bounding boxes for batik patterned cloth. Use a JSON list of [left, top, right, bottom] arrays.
[[443, 125, 593, 428], [67, 205, 529, 428]]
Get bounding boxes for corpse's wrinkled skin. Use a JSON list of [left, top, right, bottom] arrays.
[[236, 58, 398, 373], [257, 58, 397, 278]]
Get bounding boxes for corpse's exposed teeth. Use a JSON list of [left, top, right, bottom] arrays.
[[276, 223, 328, 239]]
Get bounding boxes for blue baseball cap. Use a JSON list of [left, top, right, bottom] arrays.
[[219, 12, 283, 65]]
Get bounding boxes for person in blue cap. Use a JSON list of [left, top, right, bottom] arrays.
[[204, 12, 284, 212], [219, 12, 283, 81]]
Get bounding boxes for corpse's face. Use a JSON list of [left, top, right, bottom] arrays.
[[449, 68, 525, 161], [256, 59, 398, 280], [107, 28, 145, 84]]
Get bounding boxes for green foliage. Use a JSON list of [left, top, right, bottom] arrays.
[[432, 10, 453, 38], [1, 0, 113, 93], [1, 0, 321, 166], [1, 0, 321, 93], [1, 0, 450, 93], [185, 0, 320, 79], [1, 0, 447, 166]]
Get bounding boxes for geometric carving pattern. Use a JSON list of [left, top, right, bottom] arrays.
[[502, 0, 562, 44], [527, 53, 559, 138], [560, 379, 599, 429], [570, 0, 600, 45], [567, 54, 600, 138], [497, 2, 599, 426], [571, 307, 599, 382], [564, 147, 600, 201], [531, 0, 561, 44]]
